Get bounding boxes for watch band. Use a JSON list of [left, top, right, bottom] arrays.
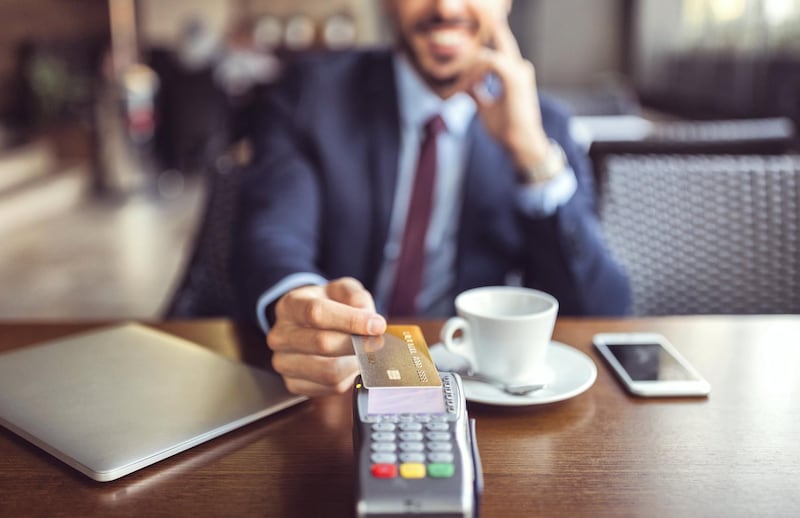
[[518, 138, 567, 184]]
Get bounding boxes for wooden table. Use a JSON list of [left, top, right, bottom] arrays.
[[1, 317, 799, 517]]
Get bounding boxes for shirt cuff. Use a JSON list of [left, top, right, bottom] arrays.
[[256, 272, 328, 333], [516, 166, 578, 218]]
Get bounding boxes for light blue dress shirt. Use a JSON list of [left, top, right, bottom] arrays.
[[255, 54, 578, 332]]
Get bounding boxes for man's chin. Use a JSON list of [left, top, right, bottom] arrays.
[[425, 72, 460, 91], [418, 56, 469, 85], [400, 42, 469, 96]]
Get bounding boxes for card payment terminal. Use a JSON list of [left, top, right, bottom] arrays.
[[352, 372, 483, 517]]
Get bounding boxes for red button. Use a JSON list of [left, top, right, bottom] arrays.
[[371, 463, 398, 478]]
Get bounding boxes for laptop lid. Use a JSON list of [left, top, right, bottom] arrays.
[[0, 323, 306, 482]]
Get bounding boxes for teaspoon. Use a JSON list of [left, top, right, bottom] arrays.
[[456, 370, 547, 396]]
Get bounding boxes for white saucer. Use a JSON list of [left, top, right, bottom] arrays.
[[430, 341, 597, 407]]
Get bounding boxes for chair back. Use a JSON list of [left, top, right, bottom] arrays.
[[164, 153, 246, 318], [600, 154, 800, 315], [588, 117, 797, 198]]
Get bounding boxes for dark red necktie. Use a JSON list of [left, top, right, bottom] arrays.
[[389, 115, 446, 317]]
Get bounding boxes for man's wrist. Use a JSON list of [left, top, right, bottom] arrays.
[[516, 138, 567, 185]]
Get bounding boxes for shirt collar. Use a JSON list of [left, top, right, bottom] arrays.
[[393, 53, 476, 137]]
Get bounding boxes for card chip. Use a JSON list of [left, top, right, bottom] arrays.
[[352, 325, 442, 388]]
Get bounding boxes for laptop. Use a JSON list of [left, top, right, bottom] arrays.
[[0, 323, 306, 482]]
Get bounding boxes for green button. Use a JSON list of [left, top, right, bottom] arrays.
[[427, 463, 455, 478]]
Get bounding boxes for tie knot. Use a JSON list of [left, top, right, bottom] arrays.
[[424, 115, 446, 137]]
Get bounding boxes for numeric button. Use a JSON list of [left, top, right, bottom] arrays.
[[399, 452, 426, 463], [399, 431, 424, 442], [426, 422, 449, 431], [371, 442, 396, 452], [372, 432, 396, 442], [371, 453, 398, 464], [427, 452, 454, 463], [399, 422, 423, 432], [426, 431, 450, 442], [428, 442, 452, 452], [399, 442, 425, 452], [372, 422, 396, 432]]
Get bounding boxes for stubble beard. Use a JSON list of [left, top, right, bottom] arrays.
[[396, 36, 463, 98]]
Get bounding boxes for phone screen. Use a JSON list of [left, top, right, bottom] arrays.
[[606, 343, 697, 381]]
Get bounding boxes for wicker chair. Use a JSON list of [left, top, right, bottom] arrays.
[[588, 117, 797, 198], [599, 154, 800, 315], [164, 152, 247, 318]]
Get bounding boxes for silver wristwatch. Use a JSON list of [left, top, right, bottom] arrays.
[[518, 138, 567, 184]]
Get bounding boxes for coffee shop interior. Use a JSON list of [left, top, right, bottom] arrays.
[[0, 0, 799, 321]]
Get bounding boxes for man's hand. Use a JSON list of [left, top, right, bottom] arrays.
[[266, 277, 386, 396], [456, 18, 552, 172]]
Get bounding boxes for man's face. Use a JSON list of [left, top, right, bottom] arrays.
[[385, 0, 511, 94]]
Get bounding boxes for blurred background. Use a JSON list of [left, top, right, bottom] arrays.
[[0, 0, 798, 320]]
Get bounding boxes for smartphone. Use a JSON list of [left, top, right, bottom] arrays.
[[593, 333, 711, 397], [352, 372, 483, 517]]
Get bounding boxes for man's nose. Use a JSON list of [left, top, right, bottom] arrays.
[[432, 0, 470, 18]]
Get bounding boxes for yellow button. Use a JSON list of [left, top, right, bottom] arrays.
[[399, 462, 426, 479]]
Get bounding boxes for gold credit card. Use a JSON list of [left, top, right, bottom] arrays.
[[352, 325, 442, 389]]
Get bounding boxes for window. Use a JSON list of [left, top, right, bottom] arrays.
[[681, 0, 800, 51]]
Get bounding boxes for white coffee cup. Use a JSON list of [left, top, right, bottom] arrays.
[[440, 286, 558, 384]]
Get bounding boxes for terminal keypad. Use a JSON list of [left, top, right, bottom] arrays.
[[366, 377, 459, 480]]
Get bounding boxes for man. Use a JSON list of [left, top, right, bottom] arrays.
[[234, 0, 631, 396]]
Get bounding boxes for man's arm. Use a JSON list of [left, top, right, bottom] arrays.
[[232, 64, 386, 396], [522, 98, 631, 316], [455, 18, 630, 315], [233, 62, 325, 321]]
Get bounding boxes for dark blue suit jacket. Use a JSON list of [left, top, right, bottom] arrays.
[[233, 49, 630, 323]]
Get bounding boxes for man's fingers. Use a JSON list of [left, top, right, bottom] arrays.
[[267, 279, 385, 397], [326, 277, 376, 311], [278, 288, 386, 336], [272, 352, 360, 395], [458, 49, 516, 98], [267, 325, 356, 356], [454, 55, 496, 103], [282, 375, 359, 397], [491, 18, 523, 59]]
